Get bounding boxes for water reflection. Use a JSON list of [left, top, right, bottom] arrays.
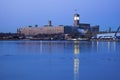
[[97, 41, 99, 52], [91, 41, 98, 52], [113, 42, 116, 51], [15, 41, 68, 54], [93, 41, 118, 53], [40, 41, 43, 53], [0, 41, 118, 56], [74, 41, 80, 54], [107, 41, 110, 52], [0, 41, 120, 80], [74, 41, 80, 80]]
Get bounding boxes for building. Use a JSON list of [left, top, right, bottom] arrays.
[[17, 22, 64, 36], [91, 25, 99, 33], [79, 23, 91, 33], [17, 13, 100, 39], [73, 13, 99, 38], [73, 13, 99, 33], [96, 33, 120, 39], [74, 14, 80, 27], [91, 25, 100, 36]]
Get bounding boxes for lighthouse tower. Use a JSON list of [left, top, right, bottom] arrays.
[[74, 14, 80, 27]]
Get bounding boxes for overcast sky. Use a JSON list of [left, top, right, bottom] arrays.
[[0, 0, 120, 32]]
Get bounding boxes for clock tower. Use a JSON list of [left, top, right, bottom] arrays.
[[74, 14, 80, 27]]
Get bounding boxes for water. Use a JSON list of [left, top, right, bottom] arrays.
[[0, 40, 120, 80]]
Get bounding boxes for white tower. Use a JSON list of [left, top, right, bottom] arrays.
[[74, 14, 80, 27]]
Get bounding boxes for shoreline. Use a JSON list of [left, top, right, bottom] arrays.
[[0, 38, 120, 42]]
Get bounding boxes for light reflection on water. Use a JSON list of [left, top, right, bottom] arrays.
[[74, 41, 80, 80], [113, 41, 116, 51], [0, 40, 119, 55], [0, 41, 120, 80]]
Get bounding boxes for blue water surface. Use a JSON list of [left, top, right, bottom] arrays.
[[0, 40, 120, 80]]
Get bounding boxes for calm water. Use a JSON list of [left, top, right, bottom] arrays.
[[0, 40, 120, 80]]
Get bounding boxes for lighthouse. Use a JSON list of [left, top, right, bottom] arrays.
[[74, 14, 80, 27]]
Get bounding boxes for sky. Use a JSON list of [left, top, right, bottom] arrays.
[[0, 0, 120, 32]]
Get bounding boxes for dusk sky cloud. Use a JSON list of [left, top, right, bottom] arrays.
[[0, 0, 120, 32]]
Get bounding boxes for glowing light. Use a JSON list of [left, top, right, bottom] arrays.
[[74, 16, 79, 20]]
